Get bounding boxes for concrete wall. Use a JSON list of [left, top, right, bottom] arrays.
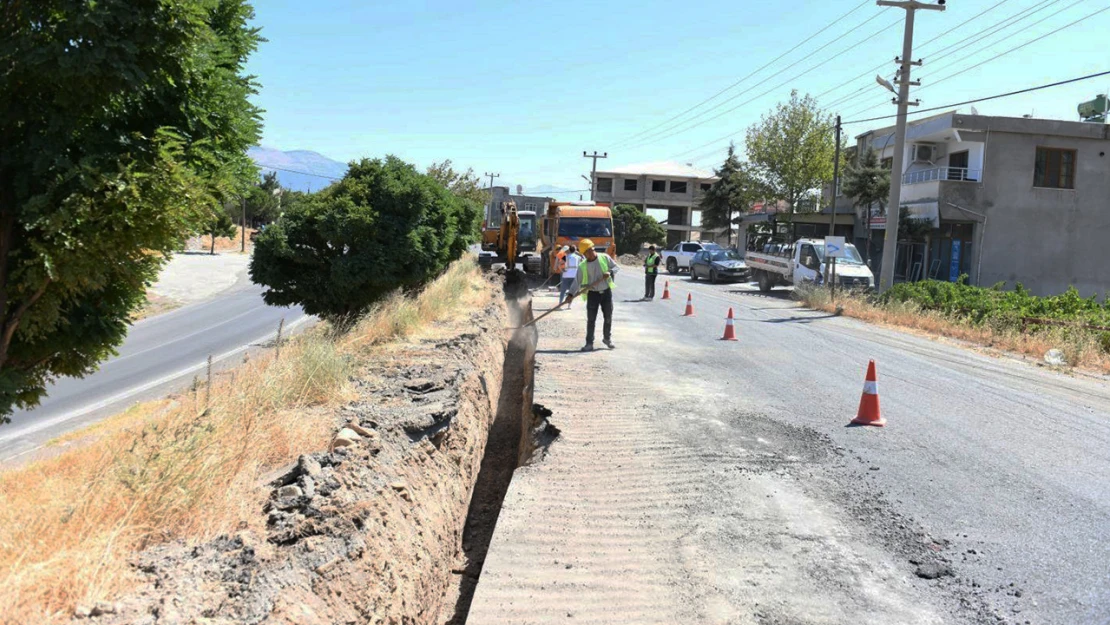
[[977, 129, 1110, 297]]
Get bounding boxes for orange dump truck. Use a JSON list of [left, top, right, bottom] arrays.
[[538, 202, 616, 278]]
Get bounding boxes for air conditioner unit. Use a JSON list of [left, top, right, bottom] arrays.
[[912, 144, 936, 163]]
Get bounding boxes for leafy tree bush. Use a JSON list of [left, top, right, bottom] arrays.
[[883, 280, 1110, 330], [251, 157, 482, 323], [699, 143, 764, 247], [613, 205, 666, 255], [204, 206, 240, 254], [0, 0, 262, 421]]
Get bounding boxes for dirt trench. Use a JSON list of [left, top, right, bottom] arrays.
[[83, 275, 552, 625]]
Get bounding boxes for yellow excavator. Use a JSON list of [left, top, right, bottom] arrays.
[[479, 199, 539, 272]]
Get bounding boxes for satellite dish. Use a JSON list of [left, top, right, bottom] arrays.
[[970, 106, 979, 115]]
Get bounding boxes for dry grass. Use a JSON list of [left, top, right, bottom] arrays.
[[130, 293, 181, 322], [189, 226, 256, 254], [0, 256, 491, 624], [797, 286, 1110, 374]]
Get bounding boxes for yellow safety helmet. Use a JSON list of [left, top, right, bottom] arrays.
[[577, 238, 595, 254]]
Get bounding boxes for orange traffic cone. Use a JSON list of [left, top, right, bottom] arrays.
[[720, 307, 738, 341], [661, 281, 671, 300], [850, 360, 886, 427], [682, 293, 696, 317]]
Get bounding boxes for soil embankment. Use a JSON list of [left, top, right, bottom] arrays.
[[82, 277, 548, 625]]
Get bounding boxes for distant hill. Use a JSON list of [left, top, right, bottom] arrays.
[[248, 147, 347, 193]]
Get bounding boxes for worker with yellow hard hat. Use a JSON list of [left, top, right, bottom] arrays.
[[562, 238, 618, 351]]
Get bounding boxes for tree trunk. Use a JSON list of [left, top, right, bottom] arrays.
[[210, 233, 216, 255]]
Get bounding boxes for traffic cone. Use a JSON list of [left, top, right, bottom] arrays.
[[720, 307, 738, 341], [850, 360, 886, 427], [682, 293, 696, 317], [661, 281, 671, 300]]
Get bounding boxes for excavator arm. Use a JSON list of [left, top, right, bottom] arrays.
[[498, 200, 520, 271]]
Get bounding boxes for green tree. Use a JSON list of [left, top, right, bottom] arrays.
[[0, 0, 263, 421], [251, 157, 482, 323], [898, 206, 933, 242], [842, 148, 890, 218], [245, 171, 283, 224], [427, 160, 488, 206], [745, 90, 837, 213], [205, 206, 240, 254], [699, 143, 764, 247], [612, 205, 666, 255]]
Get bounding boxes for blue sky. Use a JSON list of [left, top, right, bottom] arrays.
[[246, 0, 1110, 195]]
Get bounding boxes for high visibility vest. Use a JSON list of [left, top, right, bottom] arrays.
[[555, 252, 567, 274], [645, 253, 661, 274], [579, 254, 615, 298]]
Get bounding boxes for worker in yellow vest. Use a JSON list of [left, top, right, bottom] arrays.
[[563, 238, 618, 351], [643, 245, 662, 300]]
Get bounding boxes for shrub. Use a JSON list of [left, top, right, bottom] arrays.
[[250, 157, 481, 323]]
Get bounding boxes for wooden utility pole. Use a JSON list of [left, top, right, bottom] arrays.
[[582, 151, 608, 201]]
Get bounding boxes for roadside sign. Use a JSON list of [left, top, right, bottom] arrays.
[[824, 236, 847, 258]]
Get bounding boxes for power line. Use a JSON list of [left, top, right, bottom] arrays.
[[817, 0, 1017, 106], [257, 164, 343, 181], [630, 15, 902, 151], [624, 10, 894, 150], [840, 0, 1098, 120], [609, 0, 872, 148], [841, 69, 1110, 125]]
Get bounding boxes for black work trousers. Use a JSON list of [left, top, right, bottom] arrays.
[[586, 288, 613, 345], [644, 273, 658, 299]]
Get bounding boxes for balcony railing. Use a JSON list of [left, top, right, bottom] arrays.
[[902, 167, 982, 185]]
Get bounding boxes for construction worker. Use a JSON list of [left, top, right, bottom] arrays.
[[557, 245, 580, 309], [564, 239, 618, 351], [643, 245, 662, 300]]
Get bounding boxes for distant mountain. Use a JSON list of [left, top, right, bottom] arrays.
[[248, 147, 348, 193]]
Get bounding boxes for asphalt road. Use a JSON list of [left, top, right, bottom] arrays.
[[473, 269, 1110, 624], [0, 281, 307, 462]]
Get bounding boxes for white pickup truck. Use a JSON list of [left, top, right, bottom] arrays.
[[746, 238, 875, 292], [661, 241, 723, 274]]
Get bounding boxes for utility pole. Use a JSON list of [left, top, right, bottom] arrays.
[[484, 172, 500, 191], [829, 115, 842, 238], [582, 151, 608, 201], [241, 195, 247, 253], [876, 0, 944, 292]]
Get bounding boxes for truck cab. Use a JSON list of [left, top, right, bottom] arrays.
[[539, 202, 616, 277]]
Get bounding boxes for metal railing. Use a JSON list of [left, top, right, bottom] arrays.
[[902, 167, 982, 185]]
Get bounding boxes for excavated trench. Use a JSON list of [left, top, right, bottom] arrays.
[[440, 272, 550, 624]]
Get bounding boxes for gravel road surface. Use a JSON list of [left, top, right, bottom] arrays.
[[469, 271, 1110, 624]]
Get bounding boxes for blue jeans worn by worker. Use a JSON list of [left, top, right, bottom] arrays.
[[559, 276, 576, 306]]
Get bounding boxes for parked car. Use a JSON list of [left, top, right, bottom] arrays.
[[690, 249, 750, 283], [661, 241, 723, 274]]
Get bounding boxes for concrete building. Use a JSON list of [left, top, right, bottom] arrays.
[[590, 162, 723, 247], [851, 112, 1110, 296], [485, 186, 553, 223]]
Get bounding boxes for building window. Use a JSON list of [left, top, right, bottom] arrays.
[[651, 180, 666, 192], [596, 177, 613, 193], [670, 181, 687, 194], [624, 178, 638, 191], [881, 157, 893, 170], [1034, 147, 1076, 189], [524, 203, 537, 211], [700, 183, 711, 192], [691, 209, 702, 227]]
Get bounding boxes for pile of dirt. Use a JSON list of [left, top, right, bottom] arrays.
[[81, 294, 542, 625], [618, 253, 644, 267]]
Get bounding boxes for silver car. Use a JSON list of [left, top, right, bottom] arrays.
[[690, 249, 750, 284]]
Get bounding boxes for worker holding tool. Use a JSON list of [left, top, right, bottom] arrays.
[[643, 245, 662, 300], [564, 239, 618, 351]]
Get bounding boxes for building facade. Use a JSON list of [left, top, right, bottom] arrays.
[[852, 112, 1109, 296], [590, 162, 722, 247]]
